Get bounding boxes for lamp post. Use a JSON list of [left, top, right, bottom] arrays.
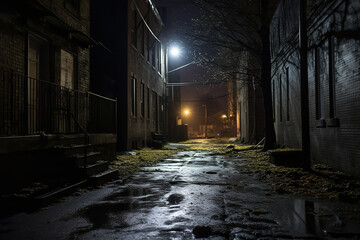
[[202, 104, 208, 139], [165, 42, 196, 141]]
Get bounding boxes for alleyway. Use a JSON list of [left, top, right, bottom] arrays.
[[1, 140, 360, 239]]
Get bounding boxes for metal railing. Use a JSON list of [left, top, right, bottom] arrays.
[[0, 67, 117, 136]]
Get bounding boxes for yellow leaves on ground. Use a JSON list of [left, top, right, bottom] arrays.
[[234, 149, 360, 202], [110, 147, 181, 177]]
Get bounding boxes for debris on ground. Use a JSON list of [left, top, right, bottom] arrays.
[[179, 139, 360, 203], [232, 148, 360, 202], [4, 182, 49, 199], [110, 147, 181, 177]]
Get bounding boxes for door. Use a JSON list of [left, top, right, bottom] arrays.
[[59, 49, 75, 133], [28, 39, 40, 134]]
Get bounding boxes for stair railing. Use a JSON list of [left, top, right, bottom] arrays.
[[70, 112, 89, 172]]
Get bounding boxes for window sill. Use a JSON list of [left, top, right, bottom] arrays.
[[326, 118, 340, 127], [315, 119, 326, 128]]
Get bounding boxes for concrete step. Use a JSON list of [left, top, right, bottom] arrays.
[[35, 180, 88, 206], [34, 169, 118, 207], [78, 161, 109, 177], [89, 169, 119, 186], [70, 151, 102, 166], [54, 144, 93, 158]]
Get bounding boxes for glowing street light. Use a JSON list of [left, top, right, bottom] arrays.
[[169, 45, 181, 58], [184, 109, 190, 116], [222, 114, 227, 119]]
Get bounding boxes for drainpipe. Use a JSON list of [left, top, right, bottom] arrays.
[[300, 0, 311, 171]]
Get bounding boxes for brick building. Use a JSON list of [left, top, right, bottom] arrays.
[[91, 0, 166, 150], [0, 0, 117, 191], [271, 0, 360, 176]]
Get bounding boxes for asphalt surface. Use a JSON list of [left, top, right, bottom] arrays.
[[1, 143, 360, 239]]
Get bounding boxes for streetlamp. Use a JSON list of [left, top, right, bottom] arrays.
[[169, 45, 181, 58], [202, 104, 208, 139]]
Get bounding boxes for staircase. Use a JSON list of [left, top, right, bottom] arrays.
[[35, 140, 118, 205]]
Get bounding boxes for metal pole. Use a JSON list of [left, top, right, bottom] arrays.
[[203, 104, 208, 139], [300, 0, 311, 170]]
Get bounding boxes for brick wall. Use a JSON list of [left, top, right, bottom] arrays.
[[308, 0, 360, 176], [0, 0, 91, 136], [127, 0, 165, 149], [271, 0, 360, 176]]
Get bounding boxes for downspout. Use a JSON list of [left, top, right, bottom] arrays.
[[300, 0, 311, 170]]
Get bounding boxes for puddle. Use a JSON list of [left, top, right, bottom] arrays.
[[104, 187, 155, 201], [278, 199, 360, 238], [76, 201, 135, 229]]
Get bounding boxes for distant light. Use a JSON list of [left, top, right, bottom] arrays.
[[169, 46, 181, 57], [222, 114, 227, 119], [184, 109, 190, 116]]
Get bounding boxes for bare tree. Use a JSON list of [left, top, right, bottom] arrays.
[[186, 0, 278, 149]]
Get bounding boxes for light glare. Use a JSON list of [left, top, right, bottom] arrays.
[[170, 46, 180, 57]]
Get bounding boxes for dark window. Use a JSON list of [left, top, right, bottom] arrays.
[[140, 82, 145, 117], [151, 44, 156, 68], [279, 74, 283, 122], [329, 36, 336, 118], [153, 91, 158, 131], [286, 67, 290, 121], [147, 87, 150, 119], [315, 47, 324, 119], [147, 32, 151, 62], [157, 43, 161, 73], [131, 8, 137, 48], [131, 77, 137, 116], [272, 79, 275, 122], [140, 23, 145, 56]]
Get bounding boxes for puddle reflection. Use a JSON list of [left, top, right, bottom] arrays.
[[282, 199, 360, 238]]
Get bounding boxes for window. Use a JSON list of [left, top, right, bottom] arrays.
[[286, 68, 290, 121], [131, 8, 137, 48], [153, 91, 158, 131], [147, 32, 151, 62], [60, 49, 75, 89], [158, 43, 162, 74], [315, 47, 324, 120], [140, 23, 145, 56], [140, 82, 145, 117], [131, 77, 137, 116], [151, 44, 156, 68], [147, 87, 150, 119], [279, 74, 283, 122], [272, 79, 275, 122], [329, 36, 336, 118]]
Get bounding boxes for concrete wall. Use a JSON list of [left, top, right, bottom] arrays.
[[270, 0, 360, 176], [236, 51, 265, 143]]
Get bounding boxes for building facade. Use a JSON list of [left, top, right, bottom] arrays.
[[271, 0, 360, 176], [234, 52, 265, 143], [91, 0, 166, 150], [0, 0, 117, 190]]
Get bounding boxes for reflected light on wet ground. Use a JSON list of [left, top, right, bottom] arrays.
[[0, 143, 360, 239]]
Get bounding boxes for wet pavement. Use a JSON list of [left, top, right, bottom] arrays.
[[1, 143, 360, 239]]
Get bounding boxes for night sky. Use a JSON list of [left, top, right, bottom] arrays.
[[154, 0, 228, 132]]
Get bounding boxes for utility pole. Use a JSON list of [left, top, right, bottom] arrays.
[[300, 0, 311, 171]]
